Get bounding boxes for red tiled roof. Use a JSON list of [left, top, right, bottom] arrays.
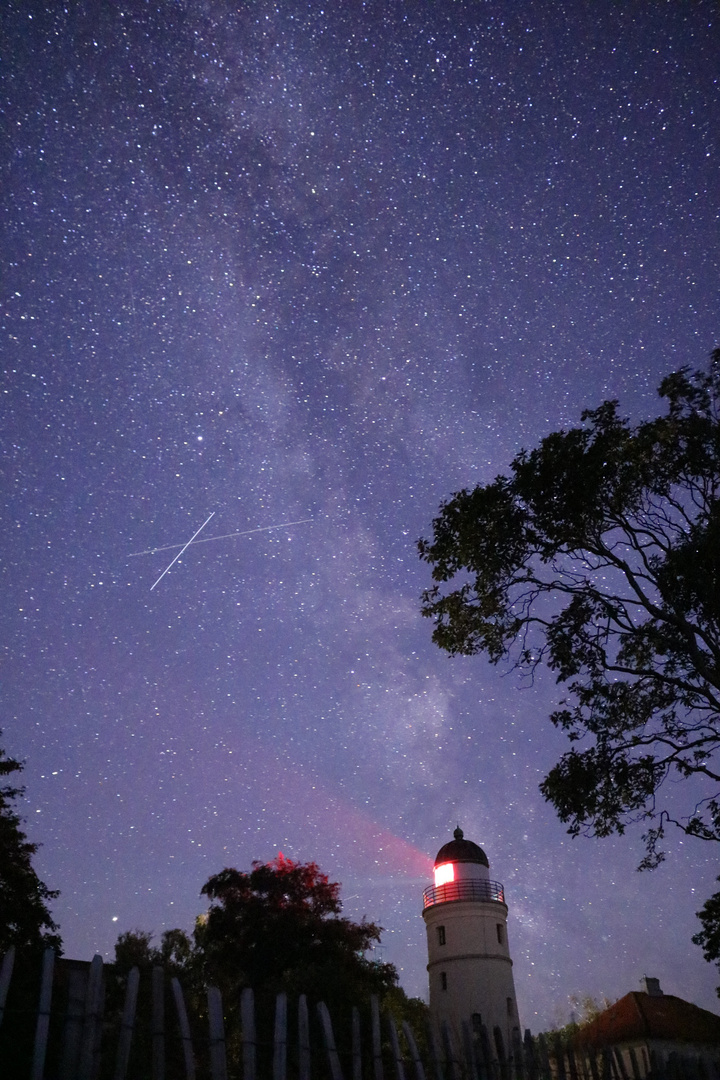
[[577, 993, 720, 1049]]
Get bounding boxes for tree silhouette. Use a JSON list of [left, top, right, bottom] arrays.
[[196, 854, 397, 1002], [420, 352, 720, 868], [0, 739, 61, 954]]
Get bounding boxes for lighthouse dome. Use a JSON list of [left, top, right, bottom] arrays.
[[434, 826, 489, 868]]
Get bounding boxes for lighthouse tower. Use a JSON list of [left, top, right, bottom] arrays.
[[422, 827, 520, 1053]]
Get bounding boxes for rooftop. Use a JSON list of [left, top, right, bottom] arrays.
[[577, 991, 720, 1049]]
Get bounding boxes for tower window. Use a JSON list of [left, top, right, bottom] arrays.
[[441, 972, 448, 991], [437, 925, 446, 946], [507, 997, 513, 1016], [496, 924, 504, 945]]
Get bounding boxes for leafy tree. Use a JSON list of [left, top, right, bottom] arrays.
[[419, 353, 720, 867], [113, 927, 195, 975], [693, 884, 720, 994], [113, 928, 157, 971], [546, 992, 616, 1042], [0, 740, 61, 954], [196, 855, 409, 1073], [111, 857, 423, 1073], [196, 854, 398, 1001]]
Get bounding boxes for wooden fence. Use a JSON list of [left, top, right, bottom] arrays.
[[0, 946, 717, 1080]]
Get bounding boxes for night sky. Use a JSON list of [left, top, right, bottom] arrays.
[[3, 1, 719, 1032]]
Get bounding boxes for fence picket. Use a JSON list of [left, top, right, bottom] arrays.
[[94, 968, 106, 1080], [587, 1045, 604, 1080], [171, 975, 196, 1080], [493, 1025, 507, 1072], [535, 1033, 552, 1080], [402, 1019, 426, 1080], [598, 1047, 613, 1080], [274, 991, 288, 1080], [626, 1046, 642, 1080], [60, 967, 86, 1080], [522, 1029, 539, 1080], [476, 1022, 493, 1080], [241, 987, 257, 1080], [352, 1006, 362, 1080], [566, 1043, 580, 1080], [426, 1021, 443, 1080], [30, 947, 55, 1080], [171, 976, 197, 1080], [0, 946, 15, 1029], [510, 1027, 526, 1080], [152, 966, 166, 1080], [371, 995, 384, 1080], [442, 1020, 460, 1080], [207, 985, 228, 1080], [78, 954, 104, 1080], [318, 1000, 344, 1080], [114, 965, 140, 1080], [550, 1034, 567, 1080], [461, 1020, 479, 1080], [612, 1047, 630, 1080], [387, 1012, 406, 1080], [298, 993, 311, 1080]]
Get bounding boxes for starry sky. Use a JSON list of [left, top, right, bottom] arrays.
[[3, 0, 719, 1032]]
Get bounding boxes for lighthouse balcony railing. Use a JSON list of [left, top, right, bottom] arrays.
[[422, 879, 505, 909]]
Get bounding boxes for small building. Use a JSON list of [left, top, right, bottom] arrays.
[[575, 977, 720, 1077], [422, 827, 520, 1060]]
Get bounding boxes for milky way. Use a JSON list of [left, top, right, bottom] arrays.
[[3, 1, 719, 1030]]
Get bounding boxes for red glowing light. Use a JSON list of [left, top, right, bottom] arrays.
[[434, 862, 454, 887]]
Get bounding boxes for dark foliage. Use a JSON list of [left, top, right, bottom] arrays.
[[194, 855, 411, 1074], [110, 856, 418, 1076], [419, 354, 720, 864], [196, 854, 398, 1002], [693, 882, 720, 994], [0, 739, 61, 955], [420, 353, 720, 979], [113, 926, 194, 975]]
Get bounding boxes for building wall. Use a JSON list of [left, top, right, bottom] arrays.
[[423, 898, 520, 1054], [611, 1039, 720, 1078]]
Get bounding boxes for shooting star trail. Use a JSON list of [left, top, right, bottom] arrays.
[[129, 517, 313, 558], [149, 512, 215, 591]]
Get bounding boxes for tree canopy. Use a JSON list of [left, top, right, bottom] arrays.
[[0, 741, 61, 954], [419, 354, 720, 868], [196, 854, 397, 1002], [112, 856, 402, 1002], [114, 927, 193, 975], [112, 858, 424, 1072]]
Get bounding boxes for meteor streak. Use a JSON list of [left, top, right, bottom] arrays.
[[149, 512, 215, 591], [129, 517, 313, 559]]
